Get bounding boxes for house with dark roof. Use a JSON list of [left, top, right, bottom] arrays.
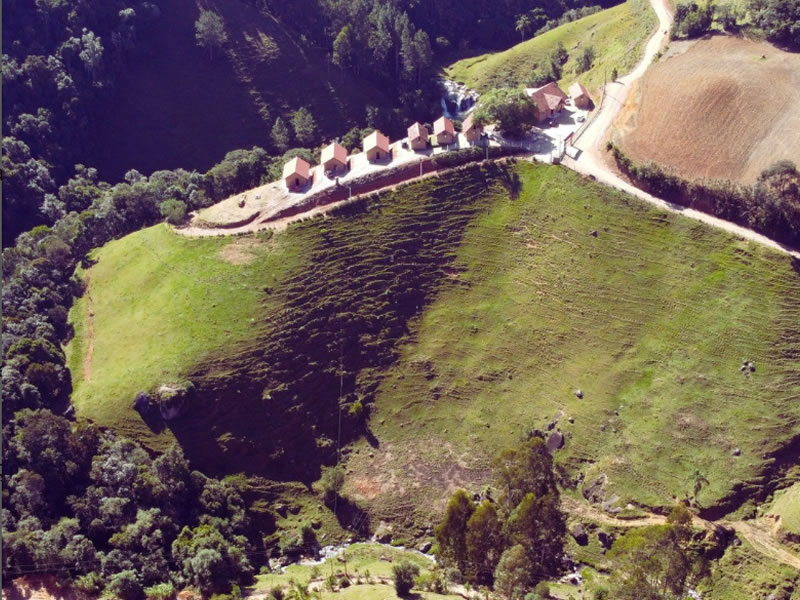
[[526, 82, 568, 123]]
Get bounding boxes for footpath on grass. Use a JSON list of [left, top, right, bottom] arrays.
[[562, 497, 800, 571]]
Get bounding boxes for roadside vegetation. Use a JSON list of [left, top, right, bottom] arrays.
[[671, 0, 800, 47], [446, 0, 657, 96], [608, 143, 800, 247]]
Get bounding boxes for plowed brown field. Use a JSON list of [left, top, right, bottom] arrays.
[[618, 36, 800, 183]]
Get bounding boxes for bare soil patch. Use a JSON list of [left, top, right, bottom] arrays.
[[619, 36, 800, 183], [218, 237, 275, 265]]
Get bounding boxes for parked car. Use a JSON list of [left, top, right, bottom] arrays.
[[576, 114, 586, 123]]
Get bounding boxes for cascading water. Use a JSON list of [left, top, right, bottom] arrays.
[[439, 79, 479, 118]]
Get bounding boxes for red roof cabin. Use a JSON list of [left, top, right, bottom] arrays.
[[407, 122, 429, 151], [569, 81, 593, 109], [433, 116, 456, 146], [321, 142, 348, 175], [363, 130, 391, 162], [526, 82, 568, 123], [283, 156, 311, 191], [462, 114, 482, 143]]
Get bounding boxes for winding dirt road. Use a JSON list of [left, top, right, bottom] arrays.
[[562, 497, 800, 571], [567, 0, 800, 259]]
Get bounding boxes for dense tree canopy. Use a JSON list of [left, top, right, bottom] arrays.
[[472, 88, 539, 137]]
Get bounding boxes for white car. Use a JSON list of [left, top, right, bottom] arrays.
[[576, 114, 586, 123]]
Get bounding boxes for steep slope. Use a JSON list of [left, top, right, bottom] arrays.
[[69, 162, 800, 518], [446, 0, 657, 96], [343, 163, 800, 520], [86, 0, 390, 180]]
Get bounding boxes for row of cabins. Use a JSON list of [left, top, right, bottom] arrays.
[[283, 115, 484, 190]]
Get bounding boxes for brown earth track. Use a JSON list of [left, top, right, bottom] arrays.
[[563, 497, 800, 571], [618, 36, 800, 183]]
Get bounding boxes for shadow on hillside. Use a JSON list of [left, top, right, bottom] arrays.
[[334, 495, 371, 536]]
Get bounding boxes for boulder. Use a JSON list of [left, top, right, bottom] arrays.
[[374, 522, 393, 544], [733, 448, 741, 456], [590, 230, 598, 237], [575, 389, 584, 399], [570, 524, 589, 546], [133, 392, 151, 414], [597, 530, 614, 549], [419, 541, 432, 553], [546, 431, 564, 453], [156, 382, 195, 420]]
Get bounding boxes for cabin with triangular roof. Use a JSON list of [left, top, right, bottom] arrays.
[[321, 142, 348, 176], [525, 82, 568, 123], [462, 114, 482, 143], [283, 156, 311, 191], [363, 130, 391, 162], [407, 122, 429, 151], [433, 116, 456, 145]]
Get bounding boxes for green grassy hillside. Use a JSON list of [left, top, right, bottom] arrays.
[[89, 0, 390, 180], [344, 163, 800, 518], [770, 482, 800, 536], [68, 163, 514, 477], [68, 162, 800, 517], [446, 0, 657, 96]]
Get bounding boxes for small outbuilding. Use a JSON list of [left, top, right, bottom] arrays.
[[283, 156, 311, 191], [569, 81, 593, 109], [363, 130, 391, 162], [407, 122, 429, 151], [462, 113, 482, 143], [321, 142, 348, 175], [433, 116, 456, 146]]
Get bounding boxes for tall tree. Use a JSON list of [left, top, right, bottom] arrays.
[[515, 14, 531, 42], [332, 25, 354, 71], [271, 117, 291, 152], [434, 489, 475, 574], [195, 10, 227, 60], [465, 500, 502, 585], [291, 108, 317, 146]]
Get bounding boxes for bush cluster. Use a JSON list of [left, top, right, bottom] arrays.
[[609, 143, 800, 247]]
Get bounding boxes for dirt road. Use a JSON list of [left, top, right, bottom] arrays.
[[568, 0, 800, 259], [562, 497, 800, 571]]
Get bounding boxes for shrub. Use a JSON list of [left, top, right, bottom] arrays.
[[268, 587, 285, 600], [144, 582, 176, 600], [160, 199, 187, 225], [107, 570, 142, 600], [392, 561, 421, 597]]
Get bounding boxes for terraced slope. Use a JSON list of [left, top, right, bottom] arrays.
[[446, 0, 657, 96], [344, 163, 800, 520], [69, 161, 800, 519], [68, 163, 513, 477]]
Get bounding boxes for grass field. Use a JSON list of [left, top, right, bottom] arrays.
[[252, 543, 437, 591], [617, 35, 800, 183], [66, 226, 299, 450], [769, 482, 800, 537], [344, 162, 800, 521], [445, 0, 657, 97], [68, 161, 800, 524]]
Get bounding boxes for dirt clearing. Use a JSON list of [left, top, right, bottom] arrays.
[[618, 35, 800, 183]]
